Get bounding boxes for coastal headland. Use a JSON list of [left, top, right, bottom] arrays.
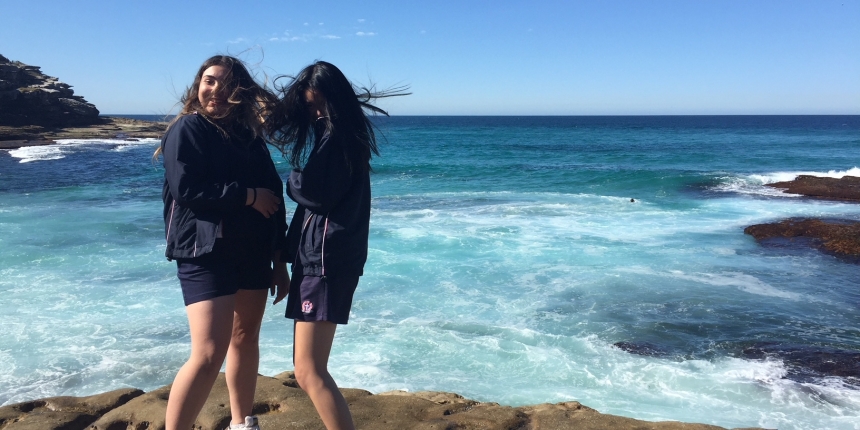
[[0, 371, 765, 430], [1, 53, 166, 149]]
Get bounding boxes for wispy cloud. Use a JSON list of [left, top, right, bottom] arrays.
[[268, 30, 338, 42], [270, 36, 308, 42], [356, 31, 376, 37], [357, 18, 366, 23], [228, 37, 249, 44]]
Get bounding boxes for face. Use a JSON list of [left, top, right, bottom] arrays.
[[197, 65, 229, 114], [304, 89, 327, 120]]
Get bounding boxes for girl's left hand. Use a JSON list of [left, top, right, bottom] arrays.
[[250, 188, 281, 218], [271, 262, 289, 304]]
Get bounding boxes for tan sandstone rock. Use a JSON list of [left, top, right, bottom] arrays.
[[0, 372, 766, 430]]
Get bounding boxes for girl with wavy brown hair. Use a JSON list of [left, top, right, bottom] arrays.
[[159, 55, 288, 430]]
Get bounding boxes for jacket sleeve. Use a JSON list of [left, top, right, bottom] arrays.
[[263, 142, 290, 254], [162, 116, 246, 212], [275, 196, 289, 253], [286, 134, 353, 214]]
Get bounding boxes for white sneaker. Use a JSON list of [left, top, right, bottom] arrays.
[[228, 416, 260, 430]]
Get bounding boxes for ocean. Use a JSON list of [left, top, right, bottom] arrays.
[[1, 115, 858, 430]]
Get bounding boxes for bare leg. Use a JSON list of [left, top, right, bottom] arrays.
[[165, 295, 236, 430], [225, 288, 268, 425], [293, 321, 355, 430]]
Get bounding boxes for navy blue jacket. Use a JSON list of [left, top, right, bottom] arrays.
[[162, 113, 287, 260], [284, 130, 370, 277]]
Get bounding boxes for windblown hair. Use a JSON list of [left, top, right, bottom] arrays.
[[267, 61, 409, 173], [154, 55, 278, 158]]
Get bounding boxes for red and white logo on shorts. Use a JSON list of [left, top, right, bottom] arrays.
[[302, 300, 314, 314]]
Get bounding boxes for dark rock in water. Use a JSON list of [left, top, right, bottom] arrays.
[[613, 341, 672, 358], [767, 175, 860, 202], [747, 175, 860, 261], [744, 218, 860, 261], [0, 53, 100, 127], [740, 342, 860, 384]]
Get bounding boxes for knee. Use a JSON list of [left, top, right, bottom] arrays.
[[293, 363, 326, 392], [189, 343, 228, 375], [230, 328, 260, 351]]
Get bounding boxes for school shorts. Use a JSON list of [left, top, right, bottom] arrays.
[[285, 267, 359, 324], [175, 237, 272, 306]]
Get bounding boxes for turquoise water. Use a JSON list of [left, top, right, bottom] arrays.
[[1, 116, 859, 430]]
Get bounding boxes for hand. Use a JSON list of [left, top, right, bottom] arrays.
[[271, 262, 289, 305], [248, 188, 280, 218]]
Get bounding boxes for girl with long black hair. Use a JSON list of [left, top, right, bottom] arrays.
[[268, 61, 407, 430]]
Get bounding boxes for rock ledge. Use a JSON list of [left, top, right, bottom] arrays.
[[0, 372, 766, 430]]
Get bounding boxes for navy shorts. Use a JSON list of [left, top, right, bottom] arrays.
[[285, 268, 359, 324], [176, 238, 272, 306]]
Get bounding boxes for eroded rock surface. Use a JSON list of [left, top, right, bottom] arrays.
[[767, 175, 860, 202], [0, 54, 99, 127], [744, 218, 860, 260], [0, 372, 764, 430], [0, 116, 167, 149]]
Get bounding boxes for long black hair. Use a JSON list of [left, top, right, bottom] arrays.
[[268, 61, 409, 173]]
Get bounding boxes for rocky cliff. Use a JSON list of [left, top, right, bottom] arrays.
[[0, 54, 100, 127]]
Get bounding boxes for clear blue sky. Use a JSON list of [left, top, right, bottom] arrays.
[[2, 1, 858, 115]]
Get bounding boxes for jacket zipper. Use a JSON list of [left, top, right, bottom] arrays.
[[321, 215, 329, 279], [294, 212, 315, 267]]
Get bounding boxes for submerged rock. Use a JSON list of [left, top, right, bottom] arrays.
[[744, 218, 860, 261], [0, 372, 762, 430], [740, 342, 860, 383], [0, 53, 100, 127], [613, 341, 673, 358]]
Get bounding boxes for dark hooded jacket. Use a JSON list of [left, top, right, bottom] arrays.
[[284, 128, 370, 277], [161, 113, 288, 260]]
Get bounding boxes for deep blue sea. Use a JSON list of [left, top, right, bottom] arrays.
[[1, 116, 859, 430]]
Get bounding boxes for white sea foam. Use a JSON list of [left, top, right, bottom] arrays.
[[8, 145, 66, 163], [8, 138, 159, 163], [751, 167, 860, 184], [617, 267, 803, 300], [670, 271, 803, 300], [712, 167, 860, 198]]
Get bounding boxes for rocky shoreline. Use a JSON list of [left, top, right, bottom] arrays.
[[743, 174, 860, 261], [0, 116, 166, 149], [1, 54, 167, 150], [0, 372, 765, 430]]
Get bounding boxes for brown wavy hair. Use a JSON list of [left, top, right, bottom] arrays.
[[155, 55, 278, 158]]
